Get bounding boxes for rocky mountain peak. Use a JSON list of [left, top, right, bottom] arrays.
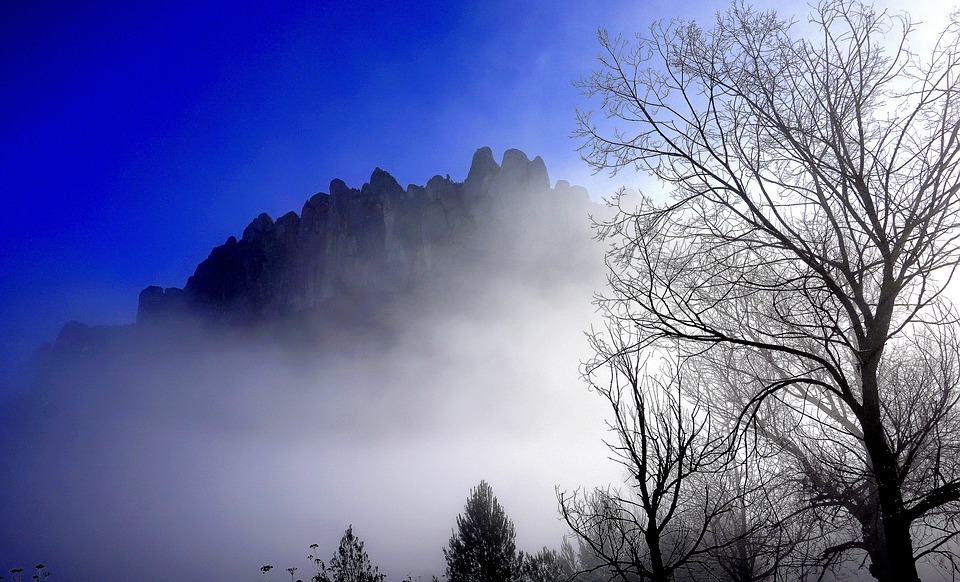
[[135, 148, 591, 325], [495, 148, 550, 195], [329, 178, 352, 198], [465, 146, 500, 191], [242, 212, 275, 243], [365, 167, 404, 198]]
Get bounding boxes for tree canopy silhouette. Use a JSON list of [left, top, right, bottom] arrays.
[[445, 481, 520, 582], [314, 525, 384, 582]]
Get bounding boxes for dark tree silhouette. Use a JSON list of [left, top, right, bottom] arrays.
[[519, 543, 577, 582], [445, 481, 520, 582], [314, 525, 385, 582], [561, 321, 746, 582], [575, 0, 960, 580]]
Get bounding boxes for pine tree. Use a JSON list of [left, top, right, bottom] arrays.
[[444, 481, 519, 582], [313, 525, 384, 582], [519, 546, 575, 582]]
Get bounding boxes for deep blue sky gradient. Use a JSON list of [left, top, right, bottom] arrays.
[[0, 0, 667, 396]]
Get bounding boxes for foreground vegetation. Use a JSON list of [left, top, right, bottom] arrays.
[[262, 481, 582, 582], [1, 565, 50, 582]]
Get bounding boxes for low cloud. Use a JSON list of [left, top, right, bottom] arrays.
[[0, 177, 622, 581]]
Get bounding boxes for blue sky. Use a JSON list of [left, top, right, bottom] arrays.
[[1, 0, 686, 393]]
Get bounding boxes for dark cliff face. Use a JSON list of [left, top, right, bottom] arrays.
[[135, 147, 591, 325], [6, 151, 606, 582]]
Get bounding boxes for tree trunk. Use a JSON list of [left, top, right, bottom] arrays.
[[645, 520, 670, 582], [859, 359, 921, 582]]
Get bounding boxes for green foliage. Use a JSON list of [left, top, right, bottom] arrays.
[[444, 481, 520, 582]]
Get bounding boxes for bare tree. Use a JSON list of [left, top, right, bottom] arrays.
[[698, 446, 822, 581], [560, 321, 736, 582], [575, 1, 960, 580]]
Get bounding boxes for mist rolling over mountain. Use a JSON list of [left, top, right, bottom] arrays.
[[0, 148, 619, 581], [6, 1, 960, 580]]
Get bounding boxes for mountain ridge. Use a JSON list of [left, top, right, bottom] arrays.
[[135, 146, 591, 326], [41, 147, 596, 363]]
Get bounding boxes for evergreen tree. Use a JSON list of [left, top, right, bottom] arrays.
[[314, 525, 385, 582], [444, 481, 519, 582], [519, 546, 575, 582]]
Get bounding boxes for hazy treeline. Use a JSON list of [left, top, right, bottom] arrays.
[[267, 481, 628, 582]]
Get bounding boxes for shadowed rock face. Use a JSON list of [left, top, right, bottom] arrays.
[[7, 149, 604, 582], [135, 147, 591, 325]]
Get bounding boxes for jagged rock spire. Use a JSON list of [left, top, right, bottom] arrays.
[[136, 148, 587, 324]]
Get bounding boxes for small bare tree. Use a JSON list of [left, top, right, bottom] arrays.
[[575, 1, 960, 580], [561, 321, 737, 582]]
